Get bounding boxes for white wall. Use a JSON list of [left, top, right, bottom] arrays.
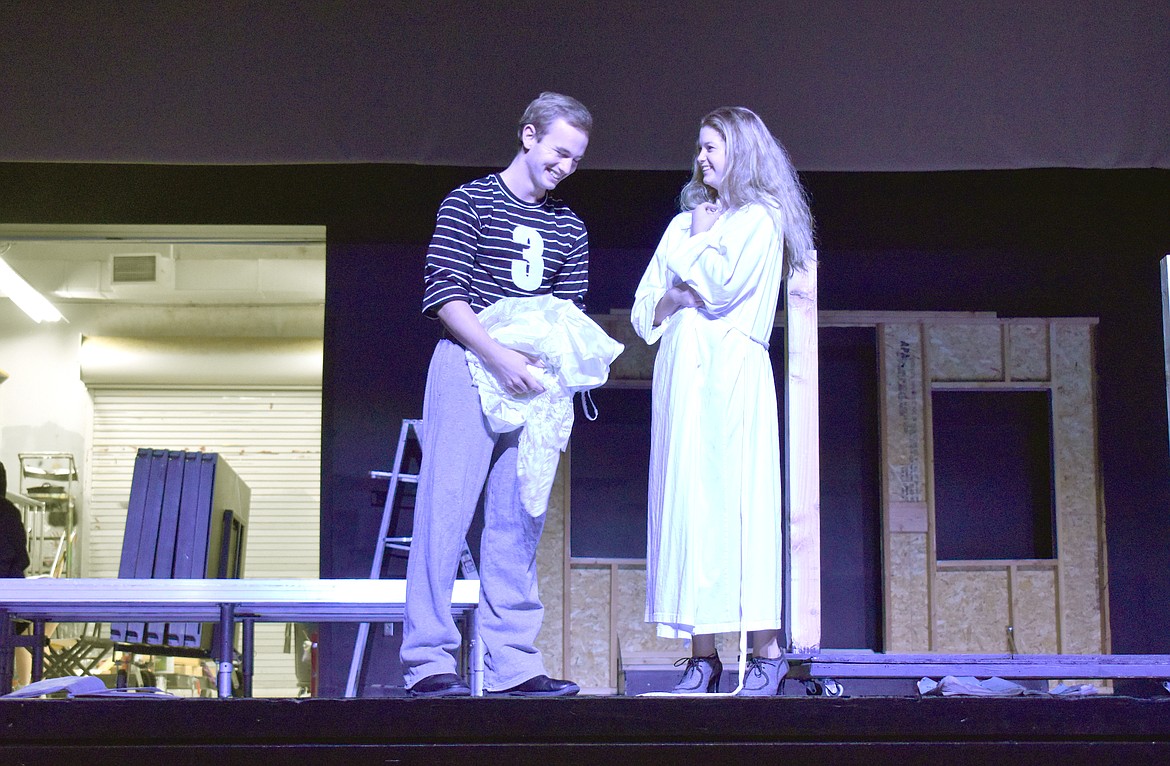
[[0, 299, 325, 572], [0, 300, 91, 492]]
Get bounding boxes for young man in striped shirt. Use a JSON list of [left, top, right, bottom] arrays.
[[402, 92, 591, 698]]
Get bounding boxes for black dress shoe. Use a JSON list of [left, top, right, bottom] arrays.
[[409, 673, 471, 698], [489, 674, 580, 697]]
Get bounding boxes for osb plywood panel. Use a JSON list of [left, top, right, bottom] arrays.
[[593, 314, 655, 381], [883, 325, 927, 506], [1052, 325, 1098, 503], [1013, 568, 1060, 654], [883, 325, 930, 652], [934, 569, 1010, 653], [535, 457, 566, 675], [928, 323, 1004, 381], [1058, 520, 1106, 654], [887, 532, 930, 651], [569, 567, 612, 689], [1051, 323, 1106, 654], [1007, 322, 1050, 381], [615, 566, 680, 656]]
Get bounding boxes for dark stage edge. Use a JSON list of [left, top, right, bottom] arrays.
[[4, 696, 1170, 765]]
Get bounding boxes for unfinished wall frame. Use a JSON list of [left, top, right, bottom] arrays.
[[880, 317, 1108, 661]]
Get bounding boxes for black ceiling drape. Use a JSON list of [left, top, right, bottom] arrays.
[[2, 0, 1167, 171]]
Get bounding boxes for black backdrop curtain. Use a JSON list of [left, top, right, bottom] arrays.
[[2, 0, 1167, 170]]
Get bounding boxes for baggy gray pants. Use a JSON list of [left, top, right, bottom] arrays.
[[400, 340, 548, 691]]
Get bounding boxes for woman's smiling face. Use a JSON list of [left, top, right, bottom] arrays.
[[696, 125, 727, 193]]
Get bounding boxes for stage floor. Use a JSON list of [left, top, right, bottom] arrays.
[[4, 695, 1170, 764]]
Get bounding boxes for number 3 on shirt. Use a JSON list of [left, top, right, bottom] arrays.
[[511, 225, 545, 291]]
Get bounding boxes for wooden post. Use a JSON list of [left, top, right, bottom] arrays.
[[785, 253, 821, 652]]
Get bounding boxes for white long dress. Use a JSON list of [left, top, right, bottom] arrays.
[[631, 203, 785, 639]]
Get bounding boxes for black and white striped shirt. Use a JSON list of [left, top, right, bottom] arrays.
[[422, 174, 589, 317]]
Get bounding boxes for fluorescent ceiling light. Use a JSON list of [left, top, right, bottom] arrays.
[[0, 255, 65, 323]]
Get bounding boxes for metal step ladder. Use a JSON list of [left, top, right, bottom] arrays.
[[344, 419, 479, 698]]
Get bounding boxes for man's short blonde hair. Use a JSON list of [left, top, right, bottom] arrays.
[[517, 92, 592, 147]]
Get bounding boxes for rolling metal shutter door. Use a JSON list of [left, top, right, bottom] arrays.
[[87, 388, 321, 696]]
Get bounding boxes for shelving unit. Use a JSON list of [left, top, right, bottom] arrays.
[[18, 452, 78, 577]]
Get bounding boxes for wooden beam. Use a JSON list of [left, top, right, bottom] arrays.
[[785, 255, 821, 652], [786, 652, 1170, 681]]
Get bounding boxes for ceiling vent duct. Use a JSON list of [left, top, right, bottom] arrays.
[[111, 254, 158, 284]]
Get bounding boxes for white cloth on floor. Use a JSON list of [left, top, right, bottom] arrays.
[[466, 294, 624, 516], [918, 675, 1099, 697], [917, 676, 1029, 696]]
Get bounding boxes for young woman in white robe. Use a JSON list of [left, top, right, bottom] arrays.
[[631, 107, 815, 695]]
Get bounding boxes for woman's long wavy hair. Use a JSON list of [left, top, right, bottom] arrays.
[[679, 107, 815, 276]]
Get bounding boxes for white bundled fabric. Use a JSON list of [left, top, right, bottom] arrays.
[[466, 295, 624, 517]]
